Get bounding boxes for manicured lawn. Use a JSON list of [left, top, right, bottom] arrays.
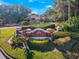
[[32, 50, 65, 59], [0, 28, 26, 59]]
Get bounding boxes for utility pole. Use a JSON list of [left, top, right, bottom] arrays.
[[57, 0, 65, 21], [61, 0, 65, 21], [67, 0, 71, 20]]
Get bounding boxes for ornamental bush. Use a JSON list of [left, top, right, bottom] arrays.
[[66, 16, 79, 32]]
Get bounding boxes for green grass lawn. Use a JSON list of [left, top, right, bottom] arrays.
[[32, 50, 65, 59], [0, 28, 26, 59]]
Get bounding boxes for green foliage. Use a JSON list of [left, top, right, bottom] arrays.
[[62, 23, 69, 32], [56, 17, 79, 32], [55, 22, 69, 32], [53, 32, 79, 38], [44, 8, 62, 20], [53, 32, 70, 38], [21, 21, 29, 25], [45, 24, 55, 29], [13, 36, 24, 44], [67, 16, 79, 32], [22, 23, 53, 29], [44, 0, 79, 21]]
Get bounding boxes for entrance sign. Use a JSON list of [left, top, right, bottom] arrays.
[[23, 28, 53, 37], [22, 28, 53, 44]]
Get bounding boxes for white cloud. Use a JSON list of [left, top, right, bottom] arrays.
[[28, 0, 46, 4], [0, 0, 2, 5], [0, 3, 2, 5], [31, 11, 38, 14], [28, 0, 37, 2], [0, 0, 10, 5], [31, 8, 47, 15], [46, 5, 52, 8], [28, 0, 33, 2]]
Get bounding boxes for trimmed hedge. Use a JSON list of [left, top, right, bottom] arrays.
[[22, 22, 55, 30], [53, 32, 79, 39]]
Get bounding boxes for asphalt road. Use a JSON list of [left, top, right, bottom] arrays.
[[0, 26, 21, 28], [0, 51, 6, 59]]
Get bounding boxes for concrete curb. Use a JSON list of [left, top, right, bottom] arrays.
[[0, 47, 14, 59], [7, 35, 16, 45]]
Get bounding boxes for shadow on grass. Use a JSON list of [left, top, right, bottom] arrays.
[[28, 41, 55, 52], [28, 39, 79, 52], [26, 49, 34, 59]]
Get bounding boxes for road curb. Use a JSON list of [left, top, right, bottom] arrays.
[[0, 47, 15, 59]]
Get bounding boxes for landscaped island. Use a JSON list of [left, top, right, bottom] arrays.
[[0, 25, 79, 59], [0, 28, 26, 59]]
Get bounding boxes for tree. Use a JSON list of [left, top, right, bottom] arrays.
[[21, 21, 29, 25], [44, 0, 79, 21]]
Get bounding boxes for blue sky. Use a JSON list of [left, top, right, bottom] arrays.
[[0, 0, 54, 15]]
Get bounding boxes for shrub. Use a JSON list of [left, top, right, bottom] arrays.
[[62, 23, 69, 32], [53, 32, 70, 38], [66, 16, 79, 32], [53, 32, 79, 39], [13, 36, 24, 44], [21, 21, 29, 25], [45, 24, 55, 29], [55, 22, 68, 32], [29, 37, 49, 44]]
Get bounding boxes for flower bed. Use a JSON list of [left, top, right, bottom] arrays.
[[29, 37, 50, 44]]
